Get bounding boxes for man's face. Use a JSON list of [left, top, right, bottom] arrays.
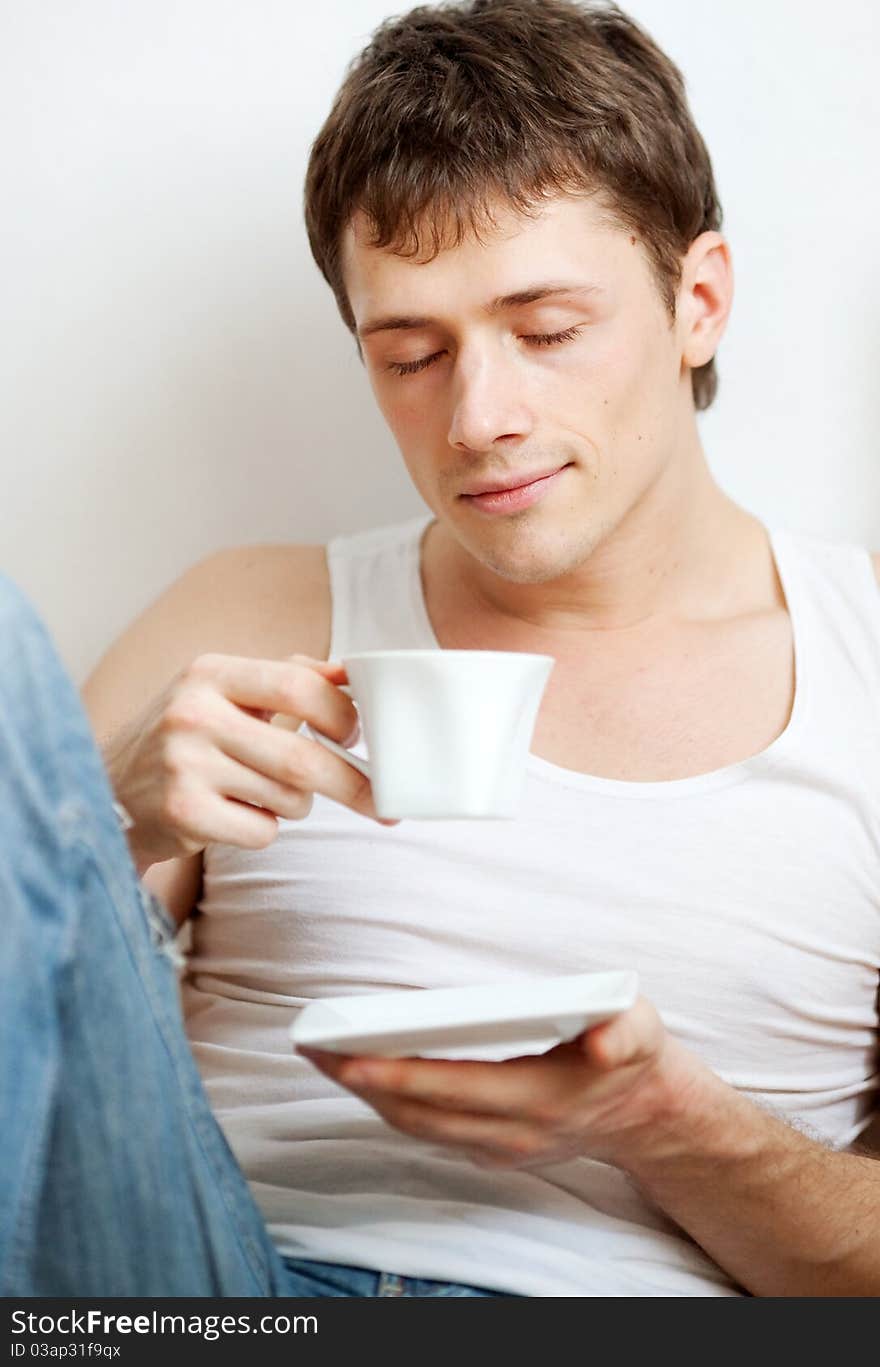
[[342, 192, 697, 584]]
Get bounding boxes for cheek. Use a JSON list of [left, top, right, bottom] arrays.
[[580, 325, 672, 433], [371, 388, 444, 497], [375, 381, 440, 448], [553, 332, 674, 496], [543, 336, 631, 449]]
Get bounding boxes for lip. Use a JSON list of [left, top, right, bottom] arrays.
[[460, 463, 571, 515], [461, 465, 567, 497]]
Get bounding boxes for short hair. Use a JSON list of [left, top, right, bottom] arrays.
[[305, 0, 723, 410]]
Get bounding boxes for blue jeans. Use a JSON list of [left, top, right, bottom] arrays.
[[0, 575, 506, 1299]]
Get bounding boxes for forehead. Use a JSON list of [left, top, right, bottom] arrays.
[[340, 193, 647, 327]]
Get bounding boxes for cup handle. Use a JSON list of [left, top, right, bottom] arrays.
[[302, 685, 372, 780]]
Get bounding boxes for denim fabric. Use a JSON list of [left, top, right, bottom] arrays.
[[0, 574, 505, 1299], [281, 1258, 508, 1297]]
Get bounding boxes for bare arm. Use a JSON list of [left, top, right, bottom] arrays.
[[303, 1002, 880, 1297], [81, 542, 331, 923], [622, 1052, 880, 1297]]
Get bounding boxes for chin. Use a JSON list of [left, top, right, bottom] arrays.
[[462, 518, 600, 585]]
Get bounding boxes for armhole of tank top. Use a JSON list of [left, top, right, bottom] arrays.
[[325, 535, 351, 663]]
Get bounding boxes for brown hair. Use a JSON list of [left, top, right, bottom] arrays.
[[305, 0, 723, 410]]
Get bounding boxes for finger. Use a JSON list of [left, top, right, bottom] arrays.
[[266, 657, 356, 739], [297, 1052, 546, 1156], [579, 998, 665, 1071], [351, 1093, 547, 1164], [205, 750, 315, 822], [179, 657, 386, 821], [194, 671, 367, 793], [298, 1047, 578, 1119], [189, 653, 354, 737], [214, 709, 385, 823], [161, 784, 280, 851], [269, 707, 361, 750]]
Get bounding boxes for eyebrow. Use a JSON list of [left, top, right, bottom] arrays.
[[357, 281, 603, 339]]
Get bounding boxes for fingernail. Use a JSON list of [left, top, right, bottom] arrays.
[[343, 719, 361, 747]]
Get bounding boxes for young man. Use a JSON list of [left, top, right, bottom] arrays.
[[3, 0, 879, 1297]]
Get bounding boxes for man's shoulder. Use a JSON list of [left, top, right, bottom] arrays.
[[195, 541, 331, 661], [208, 540, 327, 581], [82, 541, 332, 750]]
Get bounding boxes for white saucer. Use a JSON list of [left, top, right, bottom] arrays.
[[290, 970, 638, 1061]]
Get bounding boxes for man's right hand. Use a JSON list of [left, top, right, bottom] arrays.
[[101, 652, 387, 874]]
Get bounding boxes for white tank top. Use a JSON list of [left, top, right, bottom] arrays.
[[182, 514, 880, 1297]]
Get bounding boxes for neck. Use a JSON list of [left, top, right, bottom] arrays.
[[427, 443, 767, 641]]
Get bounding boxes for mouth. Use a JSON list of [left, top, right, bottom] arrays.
[[460, 464, 569, 497], [459, 463, 573, 516]]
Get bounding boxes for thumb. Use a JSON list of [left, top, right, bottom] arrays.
[[580, 998, 664, 1071]]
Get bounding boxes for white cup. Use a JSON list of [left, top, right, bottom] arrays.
[[305, 649, 554, 820]]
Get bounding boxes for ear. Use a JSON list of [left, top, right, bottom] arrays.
[[677, 231, 733, 371]]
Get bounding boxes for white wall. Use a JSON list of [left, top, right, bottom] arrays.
[[2, 0, 878, 683]]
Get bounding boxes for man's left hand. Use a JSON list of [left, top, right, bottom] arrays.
[[298, 997, 704, 1171]]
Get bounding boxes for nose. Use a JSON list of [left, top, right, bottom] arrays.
[[447, 347, 534, 453]]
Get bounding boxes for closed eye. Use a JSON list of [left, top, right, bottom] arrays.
[[524, 325, 584, 347], [386, 350, 446, 377], [385, 325, 585, 377]]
